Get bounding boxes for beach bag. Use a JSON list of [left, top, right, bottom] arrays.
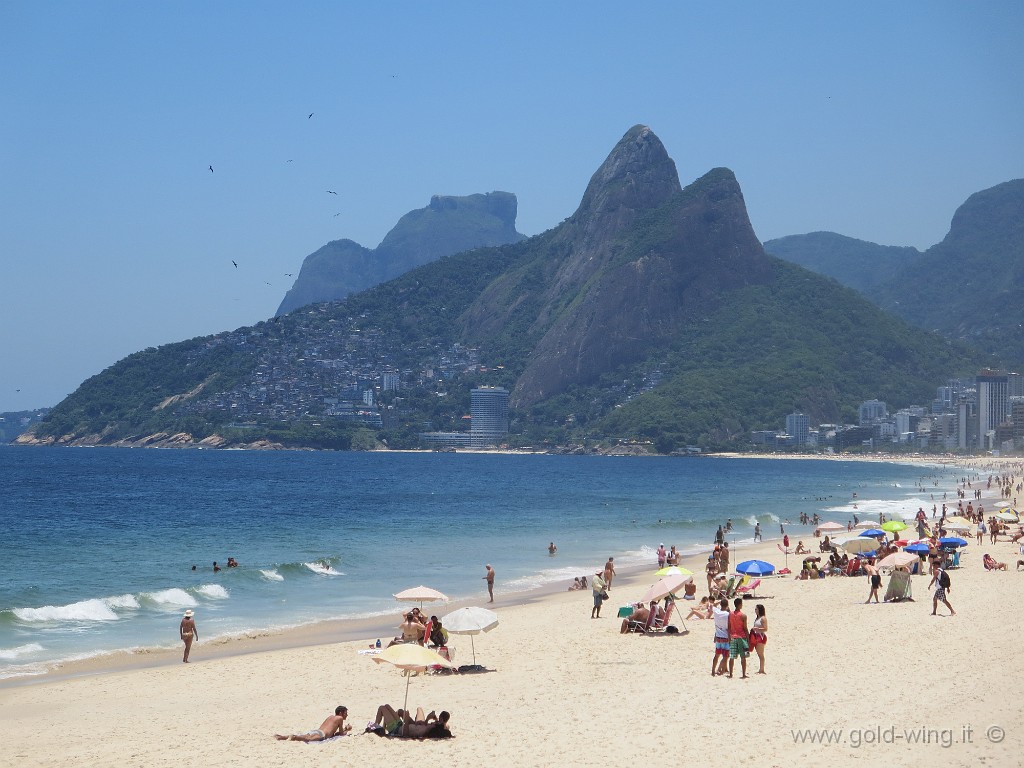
[[600, 590, 609, 601], [938, 570, 950, 589]]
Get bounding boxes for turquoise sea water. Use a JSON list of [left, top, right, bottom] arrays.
[[0, 447, 968, 679]]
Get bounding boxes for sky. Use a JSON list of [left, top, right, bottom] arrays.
[[2, 2, 1023, 413]]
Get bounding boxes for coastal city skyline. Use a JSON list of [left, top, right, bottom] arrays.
[[3, 3, 1024, 413]]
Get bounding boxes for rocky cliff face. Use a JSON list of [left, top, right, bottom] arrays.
[[461, 125, 773, 406], [276, 191, 525, 315]]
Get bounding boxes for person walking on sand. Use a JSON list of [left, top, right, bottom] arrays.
[[928, 563, 955, 616], [727, 597, 749, 679], [591, 571, 607, 619], [275, 706, 351, 741], [483, 564, 495, 602], [603, 557, 616, 590], [180, 609, 198, 663], [749, 604, 768, 674], [865, 561, 881, 603], [754, 522, 761, 542]]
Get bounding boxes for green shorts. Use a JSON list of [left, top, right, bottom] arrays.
[[729, 637, 749, 659]]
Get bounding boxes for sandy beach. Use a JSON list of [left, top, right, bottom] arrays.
[[2, 463, 1022, 767]]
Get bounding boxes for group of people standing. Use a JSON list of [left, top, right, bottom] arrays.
[[711, 598, 767, 678]]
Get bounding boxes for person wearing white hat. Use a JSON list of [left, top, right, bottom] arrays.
[[179, 609, 198, 663]]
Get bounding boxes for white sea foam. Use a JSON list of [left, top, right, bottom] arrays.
[[260, 569, 284, 581], [0, 642, 44, 660], [194, 584, 229, 599], [104, 594, 141, 610], [13, 598, 119, 623], [143, 588, 198, 608], [304, 562, 345, 576]]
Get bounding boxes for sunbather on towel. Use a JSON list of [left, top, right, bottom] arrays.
[[275, 706, 351, 741], [371, 705, 453, 739]]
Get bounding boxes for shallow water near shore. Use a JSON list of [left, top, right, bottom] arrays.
[[0, 447, 969, 679]]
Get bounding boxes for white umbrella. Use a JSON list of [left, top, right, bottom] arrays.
[[639, 573, 692, 604], [394, 585, 449, 608], [817, 522, 846, 532], [441, 606, 499, 665], [854, 520, 879, 529], [838, 537, 880, 555], [371, 643, 455, 710], [995, 501, 1012, 509], [875, 551, 918, 570]]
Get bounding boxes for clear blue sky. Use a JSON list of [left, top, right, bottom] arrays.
[[2, 2, 1022, 412]]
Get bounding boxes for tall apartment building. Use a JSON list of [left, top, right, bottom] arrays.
[[977, 370, 1010, 449], [785, 412, 810, 446], [470, 386, 509, 447], [858, 400, 887, 426]]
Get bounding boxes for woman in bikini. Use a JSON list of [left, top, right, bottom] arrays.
[[180, 609, 198, 663], [749, 604, 768, 674]]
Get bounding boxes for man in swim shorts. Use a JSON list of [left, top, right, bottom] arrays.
[[275, 706, 350, 742], [711, 598, 730, 676]]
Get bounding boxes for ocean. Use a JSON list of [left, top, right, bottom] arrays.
[[0, 447, 970, 680]]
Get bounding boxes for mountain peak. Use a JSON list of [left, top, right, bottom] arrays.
[[573, 125, 681, 221]]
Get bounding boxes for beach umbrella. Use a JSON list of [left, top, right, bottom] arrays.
[[839, 537, 880, 555], [817, 522, 846, 532], [371, 643, 455, 710], [441, 606, 498, 666], [654, 565, 693, 577], [394, 585, 449, 608], [996, 512, 1019, 523], [881, 521, 908, 534], [995, 501, 1012, 509], [939, 537, 968, 548], [904, 542, 930, 554], [942, 516, 973, 531], [640, 573, 692, 603], [876, 551, 918, 570], [735, 559, 775, 576], [859, 529, 886, 538], [893, 539, 909, 547]]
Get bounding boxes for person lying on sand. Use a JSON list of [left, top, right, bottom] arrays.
[[275, 706, 351, 741], [370, 705, 453, 739], [686, 596, 713, 620]]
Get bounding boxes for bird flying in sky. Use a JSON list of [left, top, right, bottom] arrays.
[[231, 260, 238, 268], [209, 165, 214, 173]]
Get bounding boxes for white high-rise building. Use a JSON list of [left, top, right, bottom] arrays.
[[470, 387, 509, 447], [859, 400, 887, 426], [977, 370, 1009, 449]]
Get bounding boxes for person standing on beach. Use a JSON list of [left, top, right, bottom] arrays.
[[721, 543, 730, 575], [657, 544, 667, 568], [711, 598, 730, 676], [180, 609, 198, 663], [749, 604, 768, 674], [928, 563, 955, 616], [754, 522, 761, 542], [604, 557, 616, 590], [865, 561, 881, 603], [727, 597, 749, 679], [591, 571, 607, 619], [483, 564, 495, 603]]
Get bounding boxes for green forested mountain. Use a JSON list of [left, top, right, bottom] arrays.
[[27, 126, 988, 452], [765, 180, 1024, 367], [763, 232, 920, 295]]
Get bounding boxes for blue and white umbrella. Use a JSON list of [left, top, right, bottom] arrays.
[[904, 542, 930, 554], [735, 559, 775, 576], [859, 529, 886, 538], [939, 537, 968, 548]]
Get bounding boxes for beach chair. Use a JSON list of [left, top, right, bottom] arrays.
[[949, 551, 961, 569], [625, 608, 656, 634], [737, 578, 761, 598], [646, 600, 685, 635], [712, 577, 735, 601]]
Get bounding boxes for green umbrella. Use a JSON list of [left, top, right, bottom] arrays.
[[881, 521, 908, 534]]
